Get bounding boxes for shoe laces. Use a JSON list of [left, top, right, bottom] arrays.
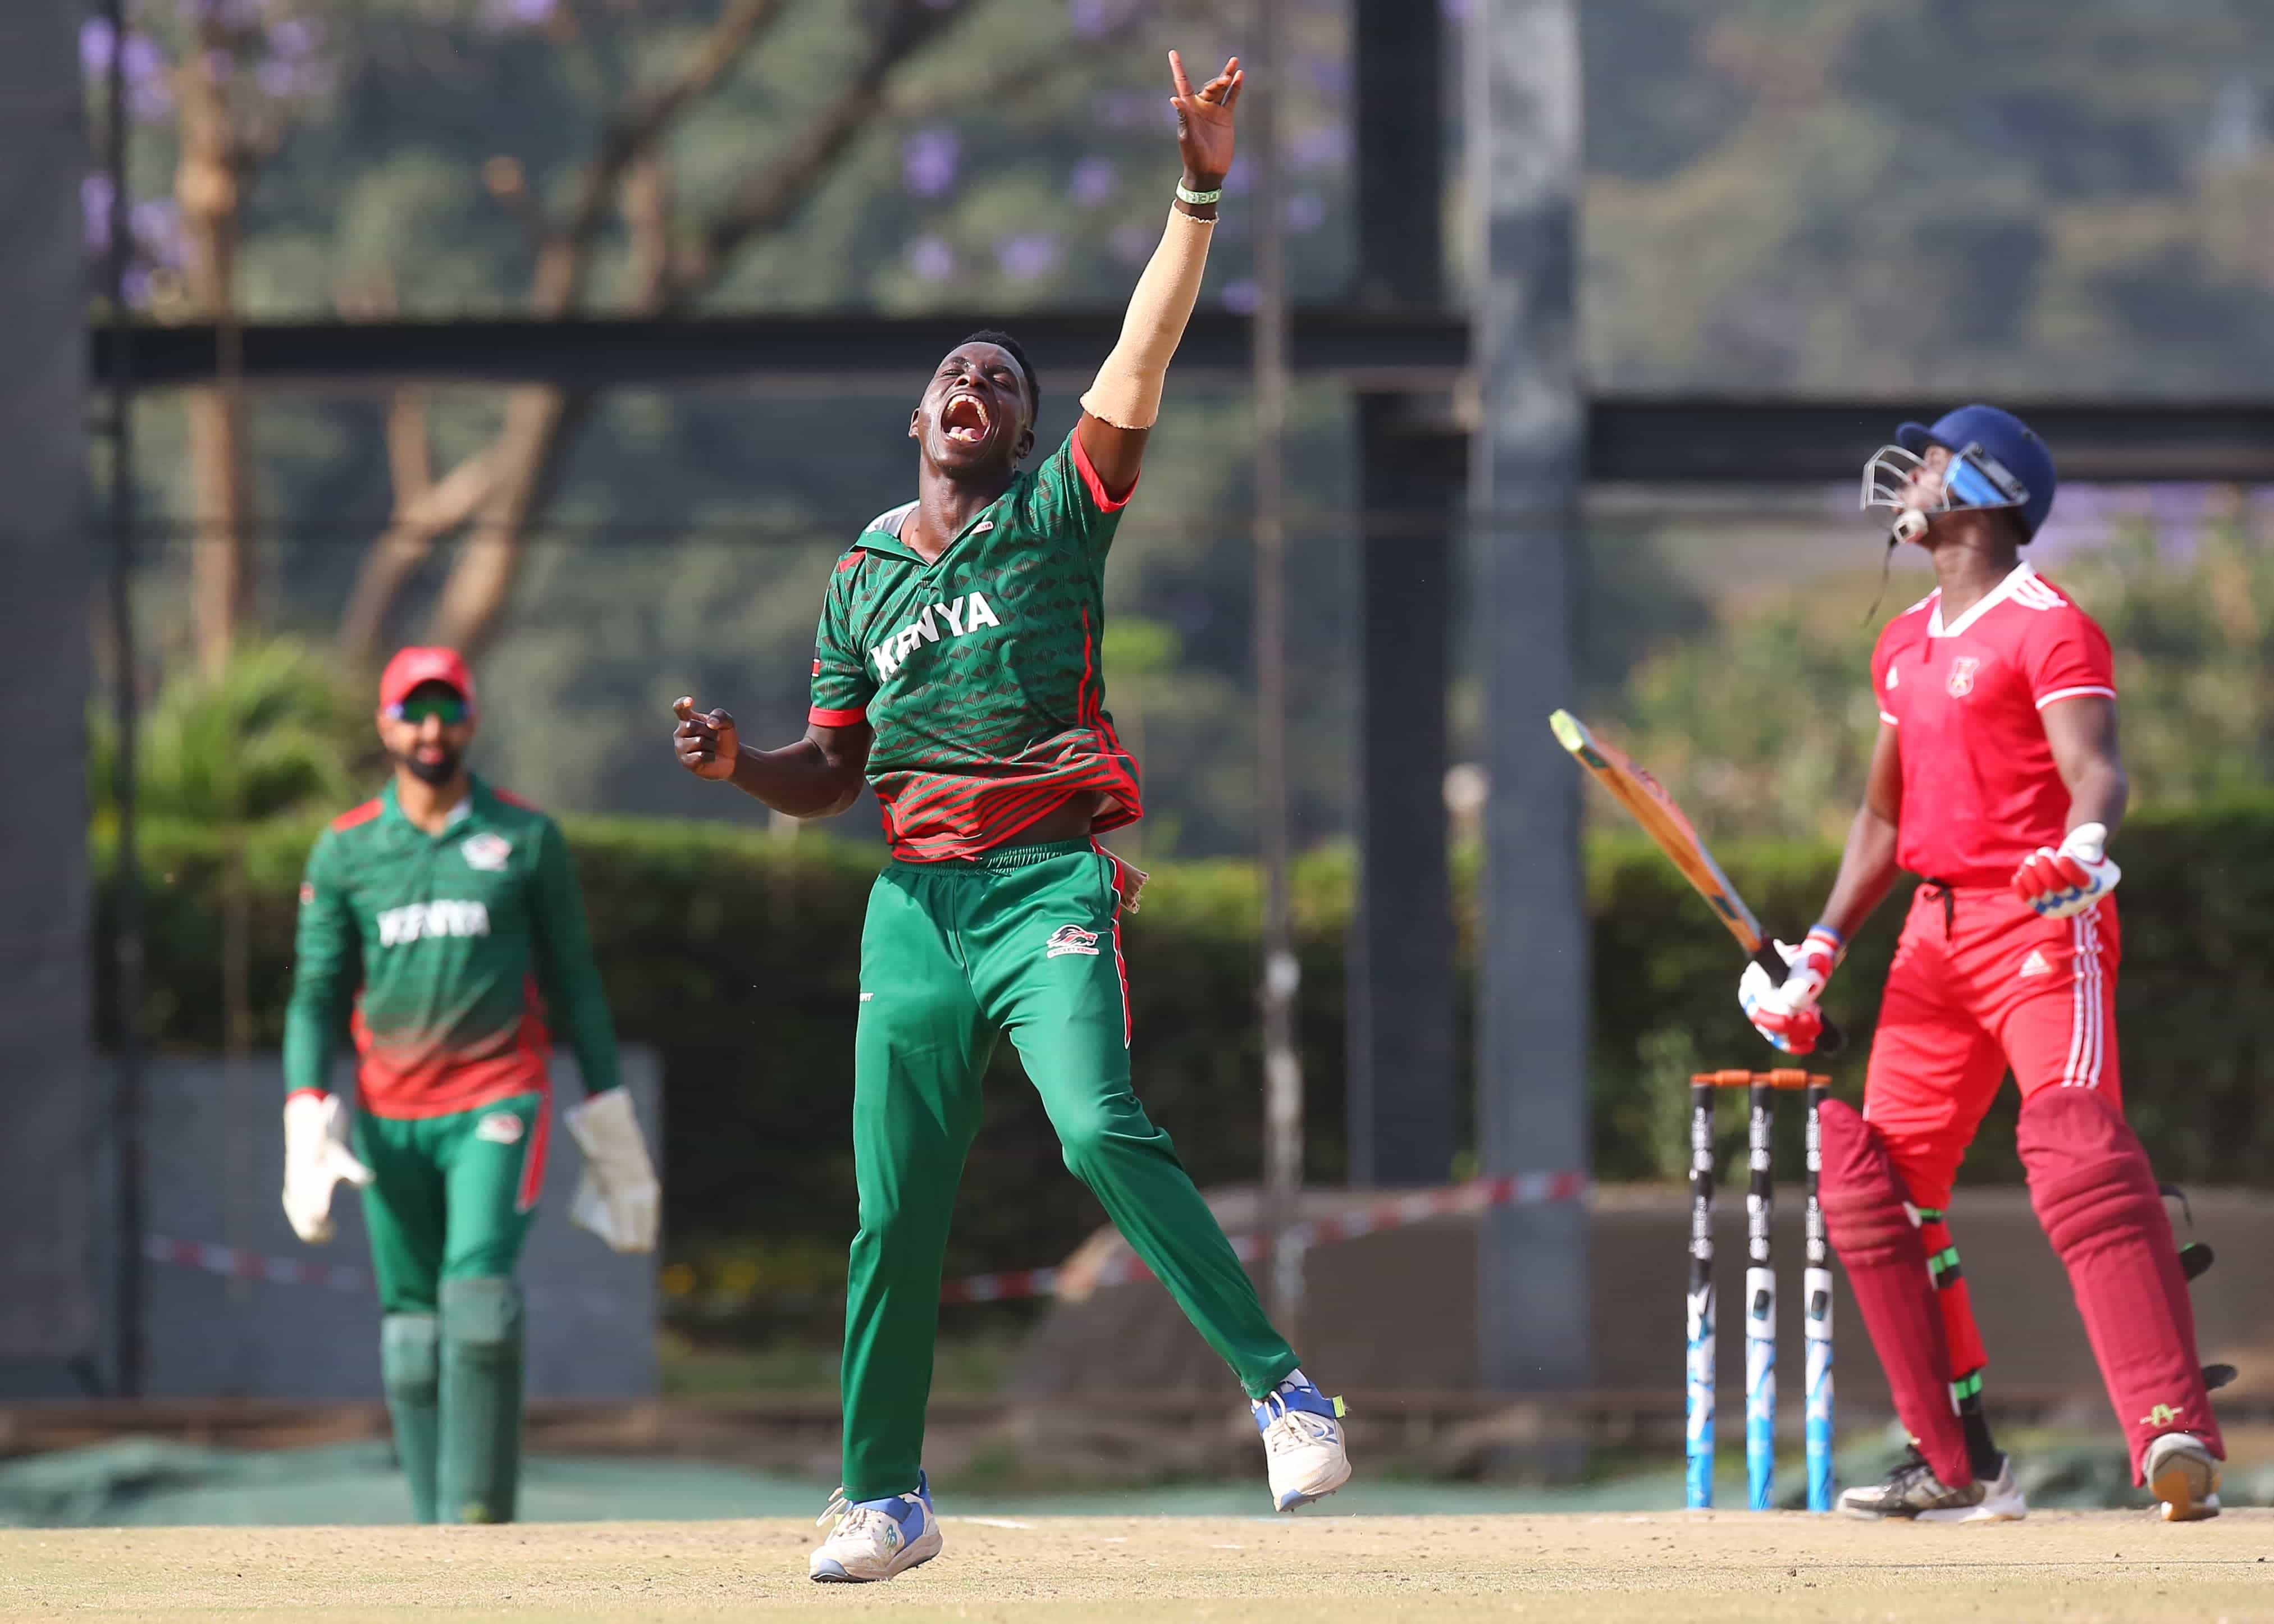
[[1883, 1445, 1943, 1496], [816, 1486, 919, 1540], [1258, 1403, 1339, 1457]]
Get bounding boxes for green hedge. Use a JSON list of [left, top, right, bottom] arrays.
[[95, 801, 2274, 1279]]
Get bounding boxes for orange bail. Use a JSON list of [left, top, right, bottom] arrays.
[[1690, 1069, 1832, 1090]]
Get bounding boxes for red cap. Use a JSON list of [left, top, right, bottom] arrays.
[[378, 646, 476, 713]]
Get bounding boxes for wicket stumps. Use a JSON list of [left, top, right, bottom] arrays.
[[1685, 1069, 1834, 1512]]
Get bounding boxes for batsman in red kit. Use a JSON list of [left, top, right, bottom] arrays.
[[1738, 405, 2225, 1523]]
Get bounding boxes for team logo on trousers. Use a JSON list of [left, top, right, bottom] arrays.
[[476, 1111, 526, 1144], [1045, 924, 1101, 958], [1946, 656, 1981, 697]]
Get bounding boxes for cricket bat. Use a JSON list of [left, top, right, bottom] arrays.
[[1549, 709, 1843, 1054]]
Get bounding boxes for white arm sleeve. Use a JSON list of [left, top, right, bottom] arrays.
[[1079, 206, 1216, 431]]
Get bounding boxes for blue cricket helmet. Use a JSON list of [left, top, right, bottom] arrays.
[[1894, 404, 2057, 541]]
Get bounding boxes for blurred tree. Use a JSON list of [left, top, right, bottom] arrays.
[[88, 635, 369, 826], [2061, 501, 2274, 804], [1576, 0, 2274, 392], [85, 1, 334, 675], [89, 0, 2274, 849], [343, 0, 966, 665], [83, 630, 371, 1151], [1611, 596, 1883, 847], [1098, 613, 1179, 859]]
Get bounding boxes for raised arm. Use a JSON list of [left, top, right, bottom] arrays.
[[1075, 51, 1243, 497]]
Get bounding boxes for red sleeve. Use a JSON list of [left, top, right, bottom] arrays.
[[2026, 607, 2116, 711], [1869, 623, 1901, 727], [1070, 427, 1138, 513]]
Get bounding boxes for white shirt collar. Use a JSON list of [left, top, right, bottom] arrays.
[[1928, 561, 2036, 638]]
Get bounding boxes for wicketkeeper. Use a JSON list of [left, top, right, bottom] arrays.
[[282, 646, 661, 1523], [1742, 407, 2225, 1522]]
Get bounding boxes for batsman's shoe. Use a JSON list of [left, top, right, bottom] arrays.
[[1919, 1452, 2028, 1524], [809, 1474, 942, 1583], [1254, 1381, 1351, 1511], [1839, 1447, 2026, 1523], [2144, 1431, 2222, 1522]]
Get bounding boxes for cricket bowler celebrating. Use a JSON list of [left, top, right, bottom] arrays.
[[669, 52, 1349, 1582], [282, 646, 661, 1523], [1740, 406, 2225, 1521]]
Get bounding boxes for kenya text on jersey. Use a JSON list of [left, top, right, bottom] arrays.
[[869, 591, 1002, 681], [376, 899, 492, 946]]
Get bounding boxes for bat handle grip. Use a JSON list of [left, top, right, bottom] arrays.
[[1750, 942, 1845, 1057]]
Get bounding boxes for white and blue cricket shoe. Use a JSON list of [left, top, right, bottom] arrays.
[[808, 1471, 943, 1582], [1253, 1374, 1351, 1511]]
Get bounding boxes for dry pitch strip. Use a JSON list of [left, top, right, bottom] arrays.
[[4, 1511, 2268, 1622]]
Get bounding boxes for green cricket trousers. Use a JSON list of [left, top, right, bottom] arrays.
[[355, 1089, 546, 1523], [841, 840, 1299, 1501]]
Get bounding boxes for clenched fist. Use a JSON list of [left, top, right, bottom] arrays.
[[672, 696, 740, 781], [2012, 821, 2120, 918]]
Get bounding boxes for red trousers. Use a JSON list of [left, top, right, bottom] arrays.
[[1864, 884, 2120, 1380], [1866, 884, 2121, 1207]]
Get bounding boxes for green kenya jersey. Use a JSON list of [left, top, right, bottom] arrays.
[[810, 427, 1143, 861], [282, 776, 619, 1118]]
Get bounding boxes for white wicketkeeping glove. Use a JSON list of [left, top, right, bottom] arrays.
[[564, 1088, 660, 1254], [2012, 821, 2121, 918], [281, 1092, 374, 1245]]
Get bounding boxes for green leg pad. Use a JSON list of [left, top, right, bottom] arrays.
[[436, 1277, 524, 1524], [380, 1314, 441, 1524]]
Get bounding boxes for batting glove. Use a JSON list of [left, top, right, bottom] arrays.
[[2012, 822, 2120, 919], [565, 1087, 661, 1254], [1737, 926, 1844, 1055], [281, 1091, 375, 1245]]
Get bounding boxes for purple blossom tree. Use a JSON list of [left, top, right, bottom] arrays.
[[1068, 155, 1119, 207], [903, 127, 961, 199], [87, 0, 1162, 674], [994, 230, 1062, 281], [906, 234, 957, 283], [85, 0, 340, 673]]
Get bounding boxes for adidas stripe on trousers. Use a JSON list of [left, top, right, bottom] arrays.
[[1862, 884, 2122, 1214]]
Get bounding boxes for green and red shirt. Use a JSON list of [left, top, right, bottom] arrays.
[[282, 776, 620, 1118], [810, 428, 1142, 861]]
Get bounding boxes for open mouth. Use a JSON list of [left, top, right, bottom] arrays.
[[942, 391, 991, 445]]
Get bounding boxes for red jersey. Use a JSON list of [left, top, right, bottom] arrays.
[[1870, 564, 2116, 888]]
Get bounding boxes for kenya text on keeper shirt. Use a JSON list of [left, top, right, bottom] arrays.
[[284, 777, 621, 1117], [1870, 562, 2117, 889], [808, 427, 1143, 861]]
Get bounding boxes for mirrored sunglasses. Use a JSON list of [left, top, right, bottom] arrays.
[[386, 694, 469, 725]]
